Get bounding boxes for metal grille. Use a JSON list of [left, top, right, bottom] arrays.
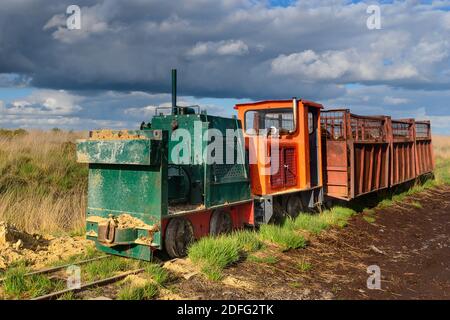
[[350, 117, 385, 141], [284, 148, 297, 187], [270, 147, 297, 189], [320, 111, 346, 140], [392, 121, 411, 139], [416, 123, 430, 139], [213, 164, 246, 183], [270, 150, 284, 188]]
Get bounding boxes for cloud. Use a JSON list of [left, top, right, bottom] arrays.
[[0, 0, 447, 98], [271, 48, 419, 82], [188, 40, 249, 56], [0, 90, 82, 115], [0, 0, 449, 133], [383, 96, 409, 105]]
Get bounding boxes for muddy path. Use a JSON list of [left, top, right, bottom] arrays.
[[162, 186, 450, 300]]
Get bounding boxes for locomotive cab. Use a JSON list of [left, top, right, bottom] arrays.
[[235, 99, 324, 220]]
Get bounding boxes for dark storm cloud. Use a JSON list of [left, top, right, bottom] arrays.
[[0, 0, 449, 132], [0, 0, 448, 100]]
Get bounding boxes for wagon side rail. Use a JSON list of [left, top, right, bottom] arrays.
[[321, 109, 390, 200], [414, 120, 434, 175], [389, 118, 417, 185]]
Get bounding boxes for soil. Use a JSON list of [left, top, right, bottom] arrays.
[[160, 186, 450, 300], [0, 222, 94, 270]]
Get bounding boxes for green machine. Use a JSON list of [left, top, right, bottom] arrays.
[[76, 70, 251, 260]]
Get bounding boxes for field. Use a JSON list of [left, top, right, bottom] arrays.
[[0, 130, 449, 299], [0, 129, 87, 235]]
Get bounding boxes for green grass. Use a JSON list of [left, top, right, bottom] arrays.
[[435, 157, 450, 185], [143, 264, 169, 285], [363, 215, 376, 223], [188, 230, 262, 281], [1, 264, 65, 299], [410, 201, 423, 209], [188, 207, 356, 280], [363, 209, 376, 223], [83, 256, 136, 282], [297, 261, 312, 272], [290, 206, 356, 234], [258, 224, 307, 251], [117, 282, 159, 300], [248, 255, 278, 264]]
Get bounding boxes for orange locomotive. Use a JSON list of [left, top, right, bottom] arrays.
[[235, 98, 325, 221]]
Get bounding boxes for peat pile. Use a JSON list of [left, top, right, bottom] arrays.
[[0, 221, 93, 270]]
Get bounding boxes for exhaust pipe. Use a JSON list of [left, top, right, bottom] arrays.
[[172, 69, 177, 115], [291, 97, 298, 134]]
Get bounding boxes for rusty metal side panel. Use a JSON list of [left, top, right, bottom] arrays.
[[389, 119, 417, 186], [391, 142, 416, 185], [352, 143, 390, 197], [415, 121, 434, 175], [416, 140, 434, 175], [322, 140, 349, 198]]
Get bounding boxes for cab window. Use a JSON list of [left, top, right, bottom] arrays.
[[245, 108, 294, 135]]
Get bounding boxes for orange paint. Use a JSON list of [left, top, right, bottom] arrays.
[[235, 99, 323, 196]]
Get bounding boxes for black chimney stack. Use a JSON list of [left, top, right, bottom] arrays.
[[171, 69, 177, 115]]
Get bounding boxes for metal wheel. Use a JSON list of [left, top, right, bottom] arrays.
[[164, 217, 194, 258], [209, 209, 233, 236], [285, 195, 304, 218]]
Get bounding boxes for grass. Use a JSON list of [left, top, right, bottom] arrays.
[[1, 263, 65, 299], [248, 255, 278, 264], [83, 256, 138, 282], [117, 282, 159, 300], [188, 230, 262, 280], [143, 264, 169, 285], [115, 263, 168, 300], [0, 129, 88, 235], [410, 201, 423, 209], [297, 260, 312, 272], [258, 224, 307, 251], [188, 206, 356, 280], [362, 209, 376, 223], [290, 207, 356, 234]]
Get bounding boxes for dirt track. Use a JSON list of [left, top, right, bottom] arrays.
[[163, 186, 450, 300]]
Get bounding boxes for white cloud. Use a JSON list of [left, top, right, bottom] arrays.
[[271, 49, 419, 82], [384, 96, 409, 105], [187, 40, 249, 56], [0, 90, 82, 115]]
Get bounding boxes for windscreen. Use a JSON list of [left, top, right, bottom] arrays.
[[245, 108, 294, 135]]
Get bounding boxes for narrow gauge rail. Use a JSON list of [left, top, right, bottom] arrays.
[[0, 256, 108, 283]]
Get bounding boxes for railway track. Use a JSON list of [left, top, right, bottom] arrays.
[[0, 255, 176, 300], [32, 268, 145, 300], [0, 256, 108, 283]]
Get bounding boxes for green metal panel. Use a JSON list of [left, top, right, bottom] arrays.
[[87, 164, 166, 225], [77, 139, 152, 165], [204, 116, 251, 207], [151, 114, 251, 208], [81, 130, 168, 261]]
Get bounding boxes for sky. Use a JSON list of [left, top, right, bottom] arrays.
[[0, 0, 449, 134]]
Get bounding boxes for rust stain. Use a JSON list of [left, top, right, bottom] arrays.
[[90, 130, 146, 140], [76, 151, 89, 163]]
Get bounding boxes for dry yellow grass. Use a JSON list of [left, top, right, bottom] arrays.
[[433, 135, 450, 160], [0, 129, 88, 235]]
